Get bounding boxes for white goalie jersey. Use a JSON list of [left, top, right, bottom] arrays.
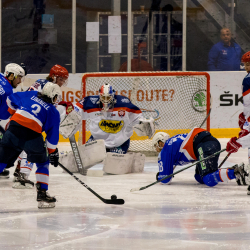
[[74, 95, 143, 148]]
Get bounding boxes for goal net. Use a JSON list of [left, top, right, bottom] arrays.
[[80, 72, 210, 155]]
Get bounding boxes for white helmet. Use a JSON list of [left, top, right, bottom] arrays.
[[42, 82, 62, 104], [152, 132, 170, 150], [99, 83, 115, 111], [4, 63, 25, 80]]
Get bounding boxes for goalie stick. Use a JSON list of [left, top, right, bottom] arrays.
[[58, 162, 125, 205], [130, 148, 226, 192], [69, 134, 87, 175]]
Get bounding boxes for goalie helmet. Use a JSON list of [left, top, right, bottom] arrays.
[[42, 82, 62, 104], [152, 132, 170, 150], [49, 65, 69, 86], [4, 63, 25, 80], [99, 83, 115, 112], [241, 51, 250, 63]]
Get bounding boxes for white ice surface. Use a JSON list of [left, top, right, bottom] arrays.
[[1, 139, 250, 250]]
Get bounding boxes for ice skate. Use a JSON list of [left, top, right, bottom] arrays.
[[0, 169, 9, 179], [12, 172, 34, 189], [13, 160, 21, 182], [233, 162, 249, 185], [36, 184, 56, 209]]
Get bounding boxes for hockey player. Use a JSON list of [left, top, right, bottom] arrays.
[[225, 51, 250, 194], [153, 128, 248, 187], [0, 82, 61, 208], [0, 63, 26, 178], [59, 83, 155, 174], [12, 64, 73, 188]]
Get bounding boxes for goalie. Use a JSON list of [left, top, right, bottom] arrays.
[[153, 128, 249, 187], [59, 83, 155, 174]]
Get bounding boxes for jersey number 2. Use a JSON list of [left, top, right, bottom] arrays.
[[31, 104, 41, 116]]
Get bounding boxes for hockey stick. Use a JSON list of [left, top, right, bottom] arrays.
[[199, 108, 211, 128], [130, 148, 226, 192], [69, 134, 87, 175], [58, 162, 125, 205], [218, 153, 231, 169]]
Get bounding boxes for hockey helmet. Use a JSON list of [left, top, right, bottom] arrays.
[[152, 132, 170, 150], [42, 82, 62, 104], [99, 83, 115, 111], [49, 65, 69, 86], [4, 63, 25, 81], [241, 52, 250, 63]]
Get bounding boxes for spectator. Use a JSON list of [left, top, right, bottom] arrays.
[[208, 28, 242, 71]]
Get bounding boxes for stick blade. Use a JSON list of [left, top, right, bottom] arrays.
[[103, 199, 125, 205], [130, 187, 141, 192]]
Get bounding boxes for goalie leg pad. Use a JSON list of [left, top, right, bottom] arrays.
[[78, 140, 107, 169], [103, 152, 134, 175], [60, 151, 79, 173], [131, 153, 146, 173]]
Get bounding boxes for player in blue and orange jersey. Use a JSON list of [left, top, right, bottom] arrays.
[[12, 64, 73, 189], [153, 128, 248, 187], [0, 82, 61, 208], [0, 63, 26, 178]]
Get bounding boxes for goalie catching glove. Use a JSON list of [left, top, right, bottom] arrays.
[[133, 117, 155, 139], [58, 101, 74, 115], [49, 148, 59, 167]]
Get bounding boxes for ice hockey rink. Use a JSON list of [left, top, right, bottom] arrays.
[[0, 139, 250, 250]]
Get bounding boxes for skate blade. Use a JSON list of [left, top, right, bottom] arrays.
[[38, 201, 55, 209], [0, 176, 9, 179], [12, 182, 34, 189]]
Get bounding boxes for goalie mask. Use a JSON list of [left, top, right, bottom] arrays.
[[99, 83, 115, 112], [152, 132, 170, 152]]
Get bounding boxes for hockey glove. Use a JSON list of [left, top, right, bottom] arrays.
[[49, 148, 59, 167], [238, 129, 249, 139], [58, 101, 74, 115], [226, 137, 242, 154], [238, 112, 246, 130]]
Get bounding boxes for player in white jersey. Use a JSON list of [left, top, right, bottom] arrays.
[[12, 64, 73, 189], [73, 83, 155, 153], [153, 129, 249, 187], [225, 51, 250, 194], [60, 83, 155, 174]]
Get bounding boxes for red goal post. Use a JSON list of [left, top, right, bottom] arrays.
[[80, 71, 210, 154]]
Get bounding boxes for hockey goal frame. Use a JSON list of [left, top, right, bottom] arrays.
[[81, 71, 210, 145]]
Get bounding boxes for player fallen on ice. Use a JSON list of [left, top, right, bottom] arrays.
[[152, 128, 249, 187], [0, 63, 26, 178], [59, 83, 155, 175], [0, 82, 61, 208], [12, 65, 74, 189]]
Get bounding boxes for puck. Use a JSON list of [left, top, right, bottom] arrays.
[[111, 195, 117, 200]]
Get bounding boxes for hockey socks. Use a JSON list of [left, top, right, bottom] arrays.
[[202, 169, 235, 187]]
